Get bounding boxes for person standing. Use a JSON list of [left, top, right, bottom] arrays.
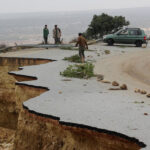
[[43, 25, 49, 44], [53, 25, 61, 44], [76, 33, 88, 63]]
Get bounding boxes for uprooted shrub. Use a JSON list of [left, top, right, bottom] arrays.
[[63, 54, 82, 63], [60, 63, 94, 79]]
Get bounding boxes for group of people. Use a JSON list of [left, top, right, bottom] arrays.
[[43, 25, 61, 44], [43, 25, 88, 63]]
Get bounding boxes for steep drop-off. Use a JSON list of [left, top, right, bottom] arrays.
[[0, 57, 144, 150]]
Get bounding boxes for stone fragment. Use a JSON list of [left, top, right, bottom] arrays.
[[101, 80, 111, 84], [104, 50, 110, 54], [109, 88, 121, 90], [96, 74, 104, 81], [134, 101, 144, 104], [87, 55, 93, 58], [140, 90, 147, 95], [58, 91, 62, 94], [112, 81, 119, 86], [62, 79, 72, 81], [134, 89, 141, 93], [142, 44, 147, 48], [146, 94, 150, 98], [120, 84, 128, 90], [144, 113, 148, 116]]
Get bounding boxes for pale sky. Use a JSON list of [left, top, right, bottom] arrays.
[[0, 0, 150, 13]]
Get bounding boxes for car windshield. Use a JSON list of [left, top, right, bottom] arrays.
[[115, 29, 124, 34], [115, 29, 128, 35]]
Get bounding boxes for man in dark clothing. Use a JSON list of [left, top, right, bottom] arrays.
[[43, 25, 49, 44], [53, 25, 61, 44], [76, 33, 88, 63]]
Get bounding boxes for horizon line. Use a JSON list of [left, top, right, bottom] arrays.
[[0, 6, 150, 15]]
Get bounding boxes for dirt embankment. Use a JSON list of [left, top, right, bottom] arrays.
[[0, 57, 143, 150], [0, 57, 51, 150], [14, 110, 141, 150]]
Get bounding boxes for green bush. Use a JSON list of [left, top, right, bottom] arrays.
[[60, 63, 94, 79], [85, 13, 130, 39], [63, 54, 82, 63]]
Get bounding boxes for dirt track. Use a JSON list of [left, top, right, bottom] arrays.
[[94, 44, 150, 92]]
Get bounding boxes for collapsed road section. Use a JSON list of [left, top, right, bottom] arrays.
[[0, 52, 147, 150]]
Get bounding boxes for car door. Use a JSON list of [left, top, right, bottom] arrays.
[[115, 29, 129, 43], [128, 29, 142, 44]]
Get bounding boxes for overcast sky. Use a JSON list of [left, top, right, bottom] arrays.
[[0, 0, 150, 13]]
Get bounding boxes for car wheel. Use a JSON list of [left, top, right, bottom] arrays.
[[135, 41, 142, 47], [107, 39, 114, 46]]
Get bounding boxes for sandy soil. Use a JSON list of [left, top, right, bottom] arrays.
[[94, 46, 150, 92]]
